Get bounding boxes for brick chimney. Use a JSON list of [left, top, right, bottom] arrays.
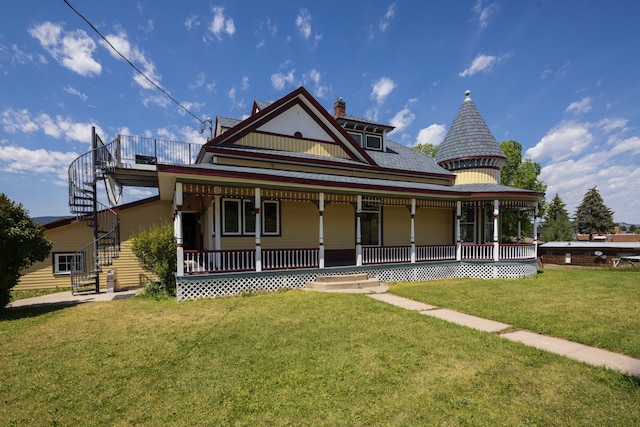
[[333, 96, 346, 118]]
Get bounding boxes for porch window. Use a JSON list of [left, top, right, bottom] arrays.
[[53, 252, 84, 275], [361, 205, 380, 246], [262, 200, 280, 235], [243, 200, 256, 234], [484, 208, 494, 243], [222, 199, 242, 235], [460, 208, 476, 243]]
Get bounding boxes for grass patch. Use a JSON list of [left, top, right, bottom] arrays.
[[9, 287, 70, 302], [1, 290, 639, 425], [390, 267, 640, 358]]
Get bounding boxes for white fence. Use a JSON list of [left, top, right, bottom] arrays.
[[417, 245, 456, 261], [363, 246, 411, 264], [263, 248, 319, 270], [460, 244, 495, 260], [499, 244, 537, 260]]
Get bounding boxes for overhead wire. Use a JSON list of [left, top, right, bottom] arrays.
[[63, 0, 206, 127]]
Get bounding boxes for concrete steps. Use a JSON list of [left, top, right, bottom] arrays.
[[305, 273, 381, 291]]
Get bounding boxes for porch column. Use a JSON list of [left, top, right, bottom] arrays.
[[533, 201, 539, 257], [517, 209, 522, 243], [410, 198, 416, 263], [318, 192, 325, 269], [255, 188, 262, 272], [208, 199, 214, 250], [356, 195, 362, 266], [493, 199, 500, 261], [174, 182, 184, 277], [455, 201, 462, 261], [214, 195, 221, 270]]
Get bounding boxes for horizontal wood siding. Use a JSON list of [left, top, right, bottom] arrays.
[[238, 133, 350, 159], [324, 203, 354, 250], [454, 168, 500, 185], [415, 208, 453, 245], [16, 199, 172, 291], [383, 206, 410, 246], [277, 200, 317, 248]]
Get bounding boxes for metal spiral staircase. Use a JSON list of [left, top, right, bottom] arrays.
[[68, 128, 121, 294]]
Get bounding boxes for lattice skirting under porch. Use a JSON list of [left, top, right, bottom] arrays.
[[176, 260, 538, 300]]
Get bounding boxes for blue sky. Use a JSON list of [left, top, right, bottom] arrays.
[[1, 1, 639, 224]]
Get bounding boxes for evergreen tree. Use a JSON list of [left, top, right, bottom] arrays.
[[540, 193, 574, 241], [574, 186, 615, 236]]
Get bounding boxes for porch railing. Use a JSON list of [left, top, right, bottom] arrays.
[[416, 245, 456, 261], [183, 243, 537, 274], [263, 248, 319, 270], [499, 243, 537, 260], [460, 244, 494, 260], [363, 245, 411, 264]]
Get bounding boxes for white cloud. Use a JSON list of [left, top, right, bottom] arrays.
[[28, 21, 101, 77], [525, 120, 592, 162], [0, 145, 79, 179], [610, 136, 640, 156], [189, 72, 206, 90], [101, 31, 161, 90], [379, 4, 397, 32], [598, 117, 627, 133], [1, 107, 103, 144], [242, 76, 250, 90], [302, 69, 330, 99], [185, 15, 200, 30], [566, 96, 592, 115], [415, 124, 447, 146], [255, 17, 277, 48], [271, 69, 295, 90], [371, 77, 396, 104], [63, 86, 88, 101], [295, 9, 322, 47], [228, 87, 245, 110], [388, 108, 415, 134], [472, 0, 500, 29], [459, 53, 509, 77], [209, 6, 235, 39]]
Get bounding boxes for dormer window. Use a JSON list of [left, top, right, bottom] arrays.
[[348, 131, 362, 147], [365, 134, 382, 150]]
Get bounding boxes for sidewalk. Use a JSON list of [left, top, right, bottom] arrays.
[[367, 293, 640, 378], [8, 288, 140, 309]]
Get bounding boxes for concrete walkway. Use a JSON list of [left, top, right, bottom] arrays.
[[367, 293, 640, 378]]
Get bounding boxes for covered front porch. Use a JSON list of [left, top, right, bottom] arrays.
[[172, 182, 539, 299]]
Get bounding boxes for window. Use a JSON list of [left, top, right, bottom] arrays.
[[348, 131, 362, 147], [484, 208, 494, 243], [222, 198, 280, 236], [361, 205, 380, 246], [263, 200, 280, 235], [222, 199, 241, 235], [460, 208, 476, 243], [53, 252, 84, 275], [365, 134, 382, 150]]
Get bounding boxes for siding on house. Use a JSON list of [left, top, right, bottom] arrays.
[[383, 206, 410, 246], [454, 168, 501, 185], [323, 203, 355, 249], [16, 199, 172, 291], [415, 208, 454, 245]]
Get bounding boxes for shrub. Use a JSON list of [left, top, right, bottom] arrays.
[[130, 222, 176, 297]]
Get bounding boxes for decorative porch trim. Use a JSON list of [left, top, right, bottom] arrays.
[[176, 260, 538, 300]]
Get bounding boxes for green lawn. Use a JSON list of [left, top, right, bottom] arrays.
[[1, 279, 639, 425], [390, 267, 640, 359]]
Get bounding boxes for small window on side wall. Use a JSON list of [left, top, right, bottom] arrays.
[[53, 252, 85, 275]]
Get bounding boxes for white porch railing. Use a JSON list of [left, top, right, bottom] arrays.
[[417, 245, 456, 261], [362, 246, 411, 265], [183, 244, 537, 274], [263, 248, 319, 270], [499, 243, 537, 260], [461, 244, 494, 260], [184, 250, 255, 273]]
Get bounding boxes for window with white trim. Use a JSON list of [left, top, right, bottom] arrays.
[[222, 199, 242, 235], [53, 252, 85, 275], [361, 204, 380, 246], [262, 200, 280, 235], [365, 134, 382, 150], [460, 208, 476, 243], [348, 131, 363, 147], [222, 198, 280, 236]]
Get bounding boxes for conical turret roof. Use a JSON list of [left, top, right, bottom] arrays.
[[435, 90, 506, 171]]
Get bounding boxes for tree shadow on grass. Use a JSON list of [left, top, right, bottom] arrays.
[[0, 302, 81, 321]]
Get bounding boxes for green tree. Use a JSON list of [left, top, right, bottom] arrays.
[[130, 222, 177, 297], [574, 186, 615, 237], [0, 194, 52, 309], [412, 143, 439, 157], [630, 224, 637, 233], [499, 141, 547, 241], [540, 193, 574, 241]]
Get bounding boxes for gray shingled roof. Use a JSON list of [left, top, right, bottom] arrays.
[[435, 92, 506, 164], [217, 116, 242, 128]]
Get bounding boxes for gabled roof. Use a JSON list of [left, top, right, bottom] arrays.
[[435, 91, 506, 169], [199, 87, 377, 165]]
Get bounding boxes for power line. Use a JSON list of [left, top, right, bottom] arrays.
[[63, 0, 206, 127]]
